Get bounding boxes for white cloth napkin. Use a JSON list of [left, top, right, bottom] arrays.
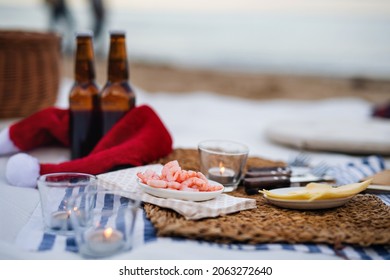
[[97, 164, 256, 220]]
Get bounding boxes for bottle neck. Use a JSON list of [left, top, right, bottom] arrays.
[[74, 36, 96, 83], [107, 34, 129, 82]]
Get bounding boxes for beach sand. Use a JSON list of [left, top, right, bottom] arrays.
[[61, 55, 390, 104]]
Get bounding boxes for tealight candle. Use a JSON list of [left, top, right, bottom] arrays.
[[50, 210, 72, 231], [87, 227, 124, 255], [208, 162, 235, 185]]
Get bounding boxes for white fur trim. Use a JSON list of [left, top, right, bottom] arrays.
[[0, 127, 20, 155], [6, 153, 40, 188]]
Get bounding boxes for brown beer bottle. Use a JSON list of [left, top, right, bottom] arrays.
[[69, 32, 101, 159], [100, 31, 136, 135]]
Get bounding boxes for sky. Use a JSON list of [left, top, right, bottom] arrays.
[[2, 0, 390, 16]]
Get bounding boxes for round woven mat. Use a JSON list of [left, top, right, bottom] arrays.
[[147, 149, 390, 246]]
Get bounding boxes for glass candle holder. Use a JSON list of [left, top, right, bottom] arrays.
[[37, 173, 97, 236], [198, 140, 249, 192], [68, 190, 140, 259]]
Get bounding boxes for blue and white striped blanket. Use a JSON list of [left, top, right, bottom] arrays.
[[15, 155, 390, 260]]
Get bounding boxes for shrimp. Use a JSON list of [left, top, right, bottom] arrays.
[[138, 161, 222, 192], [181, 177, 208, 190], [176, 170, 197, 183], [161, 160, 181, 182], [187, 170, 198, 178], [167, 181, 181, 190], [144, 169, 160, 180], [177, 170, 188, 182], [137, 169, 160, 184], [146, 179, 167, 189], [137, 172, 149, 184], [196, 172, 208, 181], [205, 184, 224, 192]]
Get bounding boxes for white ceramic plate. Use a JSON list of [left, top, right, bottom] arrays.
[[137, 179, 224, 202], [265, 119, 390, 155], [262, 187, 354, 210]]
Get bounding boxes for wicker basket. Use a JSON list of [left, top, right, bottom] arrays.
[[0, 30, 61, 119]]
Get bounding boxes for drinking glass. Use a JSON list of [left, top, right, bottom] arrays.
[[37, 172, 97, 235], [198, 140, 249, 192]]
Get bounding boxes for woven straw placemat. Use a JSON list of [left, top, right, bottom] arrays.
[[148, 149, 390, 246]]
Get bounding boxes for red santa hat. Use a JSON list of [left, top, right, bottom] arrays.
[[1, 105, 173, 188]]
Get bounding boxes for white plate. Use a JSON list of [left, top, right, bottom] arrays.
[[137, 179, 224, 202], [265, 119, 390, 155], [263, 187, 355, 210]]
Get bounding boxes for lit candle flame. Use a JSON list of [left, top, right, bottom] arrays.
[[219, 162, 225, 175], [103, 227, 113, 240]]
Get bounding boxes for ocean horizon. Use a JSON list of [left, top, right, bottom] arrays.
[[1, 3, 390, 79]]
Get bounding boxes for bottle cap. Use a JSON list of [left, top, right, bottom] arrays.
[[109, 30, 126, 37], [75, 31, 94, 38]]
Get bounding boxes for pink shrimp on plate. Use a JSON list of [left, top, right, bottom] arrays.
[[138, 160, 223, 192], [161, 160, 181, 182], [177, 170, 189, 182], [181, 177, 208, 190], [146, 179, 167, 189], [136, 169, 160, 184], [167, 181, 181, 190]]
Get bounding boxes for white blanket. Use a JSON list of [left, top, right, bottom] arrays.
[[1, 79, 389, 259]]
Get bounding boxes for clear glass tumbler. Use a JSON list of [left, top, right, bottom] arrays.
[[198, 140, 249, 192], [37, 172, 97, 236], [68, 190, 140, 258]]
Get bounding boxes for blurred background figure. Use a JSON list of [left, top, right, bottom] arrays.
[[90, 0, 105, 41], [89, 0, 106, 56], [44, 0, 75, 54]]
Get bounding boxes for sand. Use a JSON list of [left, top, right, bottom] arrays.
[[61, 55, 390, 104]]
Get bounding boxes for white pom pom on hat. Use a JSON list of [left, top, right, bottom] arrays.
[[6, 153, 40, 188]]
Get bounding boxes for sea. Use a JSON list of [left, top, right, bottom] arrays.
[[1, 3, 390, 79]]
